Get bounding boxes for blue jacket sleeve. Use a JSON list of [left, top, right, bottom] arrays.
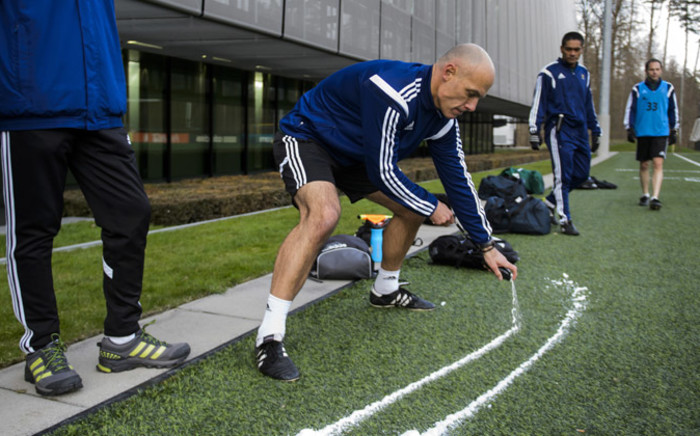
[[359, 78, 437, 217], [585, 74, 601, 136], [624, 86, 638, 130], [668, 84, 679, 130], [529, 72, 549, 134], [428, 122, 492, 244]]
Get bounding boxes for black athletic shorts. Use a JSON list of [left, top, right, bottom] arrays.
[[636, 136, 668, 161], [272, 132, 379, 203]]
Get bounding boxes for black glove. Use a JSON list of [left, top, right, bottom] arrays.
[[627, 128, 636, 143], [591, 135, 600, 153], [669, 129, 677, 145], [529, 133, 541, 150]]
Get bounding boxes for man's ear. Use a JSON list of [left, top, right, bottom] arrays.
[[442, 63, 457, 81]]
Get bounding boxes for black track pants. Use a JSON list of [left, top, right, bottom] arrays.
[[1, 128, 151, 353]]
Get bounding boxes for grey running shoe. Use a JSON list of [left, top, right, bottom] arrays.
[[256, 336, 300, 381], [560, 220, 580, 236], [639, 195, 650, 206], [25, 334, 83, 396], [370, 287, 435, 310], [97, 327, 190, 373], [649, 198, 662, 210]]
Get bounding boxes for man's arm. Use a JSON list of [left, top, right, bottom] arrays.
[[528, 72, 549, 137], [624, 86, 638, 142], [584, 70, 602, 137], [668, 83, 680, 130], [428, 122, 491, 244]]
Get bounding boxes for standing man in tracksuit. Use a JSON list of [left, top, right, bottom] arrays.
[[624, 58, 679, 210], [529, 31, 601, 236], [254, 44, 518, 381], [0, 0, 190, 396]]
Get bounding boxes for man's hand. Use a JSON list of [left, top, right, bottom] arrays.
[[482, 244, 518, 281], [627, 128, 636, 143], [429, 201, 455, 226], [591, 135, 600, 153], [669, 129, 677, 145], [529, 133, 541, 150]]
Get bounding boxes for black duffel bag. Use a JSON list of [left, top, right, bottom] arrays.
[[485, 196, 551, 235], [428, 233, 519, 269], [478, 175, 528, 202]]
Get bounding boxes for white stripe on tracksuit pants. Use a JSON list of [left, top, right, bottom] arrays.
[[1, 128, 150, 353]]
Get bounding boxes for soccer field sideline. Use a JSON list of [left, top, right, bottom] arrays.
[[7, 150, 700, 435]]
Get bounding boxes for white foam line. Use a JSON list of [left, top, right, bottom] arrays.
[[297, 281, 522, 436], [673, 153, 700, 168], [405, 277, 588, 436]]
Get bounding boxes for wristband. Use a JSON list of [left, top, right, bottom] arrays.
[[479, 240, 495, 252]]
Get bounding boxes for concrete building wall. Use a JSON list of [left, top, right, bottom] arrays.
[[117, 0, 577, 115]]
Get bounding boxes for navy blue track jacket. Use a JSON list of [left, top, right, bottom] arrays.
[[279, 60, 492, 244], [529, 58, 601, 140], [0, 0, 126, 131]]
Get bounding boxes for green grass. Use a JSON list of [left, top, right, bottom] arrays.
[[46, 151, 700, 435], [0, 155, 555, 367]]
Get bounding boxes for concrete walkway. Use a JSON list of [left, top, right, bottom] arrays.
[[0, 155, 614, 435], [0, 221, 463, 436]]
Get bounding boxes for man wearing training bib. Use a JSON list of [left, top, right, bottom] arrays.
[[624, 59, 679, 210]]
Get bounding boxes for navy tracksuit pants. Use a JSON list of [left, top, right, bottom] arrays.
[[544, 124, 591, 222], [1, 128, 151, 353]]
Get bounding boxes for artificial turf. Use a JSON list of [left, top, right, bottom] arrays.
[[45, 151, 700, 435]]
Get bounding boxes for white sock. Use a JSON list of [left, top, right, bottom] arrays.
[[106, 333, 136, 345], [373, 267, 400, 295], [256, 294, 292, 347], [642, 193, 650, 198]]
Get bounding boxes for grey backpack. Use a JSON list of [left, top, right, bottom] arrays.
[[310, 235, 373, 280]]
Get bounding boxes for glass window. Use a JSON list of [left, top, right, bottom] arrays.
[[212, 67, 245, 175], [124, 50, 168, 181], [170, 59, 209, 180], [247, 72, 276, 173], [276, 77, 302, 125]]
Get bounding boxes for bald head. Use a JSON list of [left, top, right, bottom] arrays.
[[431, 44, 495, 118], [436, 43, 495, 79]]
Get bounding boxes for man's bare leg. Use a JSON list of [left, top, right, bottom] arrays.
[[365, 191, 436, 310], [640, 160, 650, 196], [255, 181, 340, 381], [651, 156, 664, 199]]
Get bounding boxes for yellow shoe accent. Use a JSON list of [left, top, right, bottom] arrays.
[[139, 344, 156, 358]]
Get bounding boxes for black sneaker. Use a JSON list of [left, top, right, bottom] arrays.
[[649, 198, 662, 210], [256, 336, 300, 381], [370, 287, 435, 310], [96, 326, 190, 373], [560, 220, 580, 236], [25, 334, 83, 396], [639, 195, 650, 206]]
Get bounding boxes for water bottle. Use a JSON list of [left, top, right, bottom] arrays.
[[370, 227, 383, 262]]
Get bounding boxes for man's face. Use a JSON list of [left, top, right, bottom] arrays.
[[560, 39, 583, 66], [646, 61, 662, 81], [433, 64, 493, 119]]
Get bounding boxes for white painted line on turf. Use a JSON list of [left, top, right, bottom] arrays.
[[673, 153, 700, 168], [297, 279, 522, 436], [0, 205, 292, 265], [403, 274, 588, 436]]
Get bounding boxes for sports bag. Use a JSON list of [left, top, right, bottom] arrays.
[[500, 167, 545, 195], [485, 195, 551, 235], [428, 234, 519, 270], [310, 235, 373, 280], [478, 175, 528, 202]]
